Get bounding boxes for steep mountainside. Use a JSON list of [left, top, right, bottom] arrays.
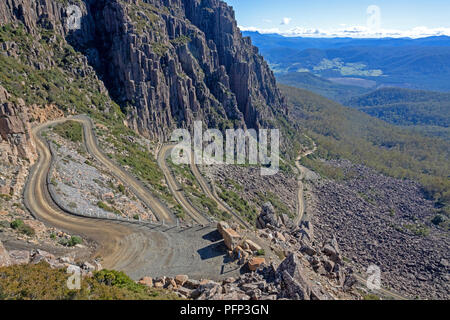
[[0, 0, 287, 140]]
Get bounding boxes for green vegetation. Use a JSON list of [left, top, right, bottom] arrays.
[[167, 159, 230, 221], [299, 158, 352, 181], [53, 121, 83, 143], [218, 187, 258, 224], [363, 293, 381, 300], [126, 0, 160, 33], [152, 43, 169, 57], [110, 134, 176, 207], [280, 85, 450, 214], [277, 71, 368, 103], [10, 219, 24, 230], [0, 221, 10, 230], [96, 201, 121, 216], [58, 236, 83, 247], [68, 202, 77, 209], [403, 223, 430, 237], [0, 263, 179, 300], [256, 249, 265, 256], [170, 35, 191, 47], [255, 191, 294, 219], [431, 214, 445, 226], [10, 219, 35, 237], [0, 194, 12, 202]]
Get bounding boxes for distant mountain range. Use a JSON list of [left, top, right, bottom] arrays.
[[244, 31, 450, 92]]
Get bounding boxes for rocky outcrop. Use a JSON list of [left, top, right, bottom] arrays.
[[0, 86, 35, 162], [0, 86, 64, 197], [257, 202, 281, 229], [139, 253, 336, 300], [0, 242, 102, 276]]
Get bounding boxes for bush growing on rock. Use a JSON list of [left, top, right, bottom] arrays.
[[431, 214, 445, 226], [10, 219, 24, 230], [58, 236, 82, 247], [10, 219, 35, 236]]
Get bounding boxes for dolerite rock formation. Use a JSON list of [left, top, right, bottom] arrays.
[[0, 86, 35, 162], [83, 0, 287, 139], [1, 0, 287, 140]]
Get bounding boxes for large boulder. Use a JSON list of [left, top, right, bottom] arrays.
[[280, 270, 310, 300], [245, 239, 262, 252], [222, 228, 242, 251], [277, 253, 312, 300], [257, 202, 280, 229], [217, 221, 230, 237], [175, 275, 189, 286], [138, 277, 154, 287], [0, 241, 11, 267], [0, 85, 10, 102], [322, 235, 342, 264], [8, 250, 30, 265], [298, 220, 314, 243], [248, 257, 266, 271], [281, 213, 294, 229], [30, 249, 63, 268]]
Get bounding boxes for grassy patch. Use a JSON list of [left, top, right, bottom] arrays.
[[53, 121, 83, 143], [96, 201, 121, 216], [167, 160, 230, 221], [218, 186, 258, 224], [10, 219, 35, 237], [403, 223, 430, 237]]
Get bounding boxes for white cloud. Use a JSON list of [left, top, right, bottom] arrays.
[[281, 17, 292, 25], [238, 25, 450, 39]]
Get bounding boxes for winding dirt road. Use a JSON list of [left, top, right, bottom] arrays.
[[157, 145, 210, 225], [293, 141, 406, 300], [23, 117, 234, 280], [294, 143, 317, 226], [24, 118, 147, 270], [77, 116, 175, 225], [158, 144, 250, 228], [188, 152, 251, 229]]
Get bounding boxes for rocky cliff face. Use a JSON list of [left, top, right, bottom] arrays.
[[81, 0, 287, 139], [1, 0, 287, 140]]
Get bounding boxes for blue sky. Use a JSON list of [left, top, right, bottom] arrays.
[[224, 0, 450, 38]]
